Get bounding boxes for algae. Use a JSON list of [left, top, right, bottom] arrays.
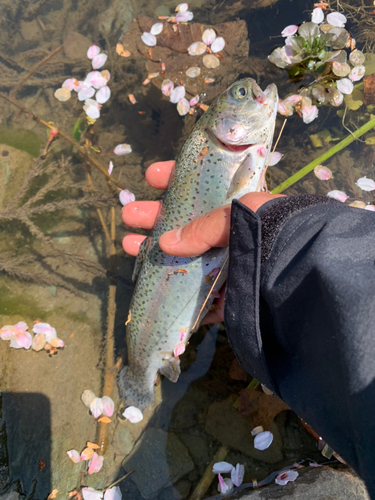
[[0, 127, 44, 158]]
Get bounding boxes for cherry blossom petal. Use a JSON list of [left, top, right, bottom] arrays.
[[326, 12, 347, 27], [349, 65, 365, 82], [114, 144, 132, 155], [211, 36, 225, 53], [102, 396, 115, 417], [268, 152, 283, 166], [62, 78, 79, 90], [212, 462, 234, 474], [82, 488, 103, 500], [187, 41, 207, 56], [10, 331, 32, 349], [302, 105, 318, 124], [189, 95, 199, 106], [349, 49, 365, 66], [170, 85, 185, 103], [176, 11, 193, 22], [161, 79, 174, 96], [327, 190, 348, 202], [55, 88, 72, 102], [0, 322, 28, 340], [175, 3, 188, 12], [101, 70, 111, 82], [231, 464, 245, 487], [311, 7, 324, 23], [186, 67, 201, 78], [104, 486, 121, 500], [88, 452, 104, 474], [85, 71, 107, 89], [92, 53, 107, 70], [96, 86, 111, 104], [90, 397, 104, 418], [177, 97, 190, 116], [330, 90, 344, 106], [202, 29, 216, 46], [108, 161, 113, 176], [81, 447, 95, 461], [81, 390, 96, 407], [275, 470, 299, 486], [123, 406, 143, 423], [83, 99, 100, 119], [50, 338, 64, 348], [119, 189, 135, 206], [356, 177, 375, 191], [203, 54, 220, 68], [251, 426, 264, 436], [78, 86, 95, 101], [150, 23, 163, 35], [281, 25, 298, 37], [173, 343, 186, 357], [332, 62, 350, 77], [217, 475, 233, 495], [141, 32, 157, 47], [87, 45, 101, 59], [32, 333, 46, 351], [365, 204, 375, 211], [254, 431, 273, 450], [314, 165, 333, 180], [67, 450, 81, 463]]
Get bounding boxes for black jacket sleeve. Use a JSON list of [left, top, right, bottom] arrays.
[[224, 195, 375, 498]]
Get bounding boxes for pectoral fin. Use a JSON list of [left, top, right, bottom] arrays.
[[159, 357, 181, 383]]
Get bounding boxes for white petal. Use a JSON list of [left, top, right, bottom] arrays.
[[251, 425, 264, 436], [119, 189, 135, 205], [123, 406, 143, 423], [212, 461, 234, 474], [254, 431, 273, 450], [187, 41, 207, 56], [281, 25, 298, 37], [175, 3, 188, 12], [67, 449, 81, 463], [78, 86, 95, 101], [356, 177, 375, 191], [96, 86, 111, 104], [314, 165, 333, 180], [83, 100, 100, 119], [231, 463, 245, 487], [32, 333, 46, 351], [170, 85, 185, 103], [275, 470, 299, 486], [92, 53, 107, 70], [104, 486, 122, 500], [326, 12, 347, 27], [108, 161, 113, 175], [90, 397, 104, 418], [54, 88, 71, 102], [302, 105, 319, 124], [150, 23, 163, 35], [327, 190, 348, 202], [161, 79, 174, 96], [10, 331, 32, 349], [311, 7, 324, 24], [141, 32, 157, 47], [268, 152, 283, 166], [186, 66, 201, 78], [211, 36, 225, 53], [349, 49, 365, 66], [365, 204, 375, 211], [102, 396, 115, 417], [202, 29, 216, 46], [202, 54, 220, 68], [87, 45, 101, 59], [81, 389, 96, 407], [177, 98, 190, 116], [336, 78, 352, 95], [32, 322, 57, 340], [82, 488, 104, 500], [85, 71, 107, 89], [114, 144, 132, 155], [349, 65, 365, 82], [176, 11, 193, 22]]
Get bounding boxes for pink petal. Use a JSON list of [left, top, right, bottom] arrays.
[[257, 146, 267, 157], [231, 463, 245, 487], [309, 461, 322, 467], [170, 85, 185, 103], [104, 487, 121, 500], [311, 7, 324, 23], [78, 86, 95, 101], [32, 333, 46, 351], [349, 65, 365, 82], [67, 449, 81, 463], [268, 152, 283, 166], [176, 11, 193, 22], [177, 98, 190, 116], [123, 406, 143, 423], [314, 165, 333, 180], [87, 45, 101, 59], [92, 53, 107, 70], [114, 144, 132, 156], [189, 95, 199, 106], [85, 71, 107, 89], [150, 23, 163, 35], [302, 105, 318, 124], [327, 190, 348, 202], [275, 470, 299, 486], [174, 343, 186, 358], [364, 204, 375, 211], [202, 29, 216, 46], [88, 452, 104, 474], [119, 189, 135, 206], [254, 430, 273, 450], [179, 327, 188, 341], [356, 177, 375, 191], [217, 475, 233, 495], [211, 37, 225, 53], [326, 12, 347, 27], [141, 32, 157, 47], [101, 396, 115, 417], [10, 331, 32, 349], [175, 3, 188, 12], [281, 25, 298, 36], [62, 78, 78, 90], [161, 79, 174, 96], [82, 488, 103, 500], [212, 462, 234, 474], [0, 326, 16, 341], [108, 161, 114, 175], [90, 397, 104, 418], [187, 41, 207, 56], [32, 322, 57, 340], [96, 86, 111, 104], [83, 99, 100, 119]]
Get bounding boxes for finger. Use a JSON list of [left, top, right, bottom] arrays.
[[122, 201, 162, 229], [145, 161, 175, 190], [201, 284, 225, 325], [122, 234, 147, 256]]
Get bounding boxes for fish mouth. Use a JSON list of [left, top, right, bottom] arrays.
[[208, 129, 254, 153]]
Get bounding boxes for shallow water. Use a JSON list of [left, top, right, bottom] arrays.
[[0, 0, 374, 499]]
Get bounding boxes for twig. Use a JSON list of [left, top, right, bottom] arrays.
[[86, 170, 111, 242], [256, 119, 287, 193], [10, 45, 63, 98], [190, 445, 230, 500], [103, 470, 135, 490]]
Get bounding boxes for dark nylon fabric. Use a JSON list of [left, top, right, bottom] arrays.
[[224, 197, 375, 498]]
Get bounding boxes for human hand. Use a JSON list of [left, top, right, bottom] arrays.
[[122, 160, 284, 323]]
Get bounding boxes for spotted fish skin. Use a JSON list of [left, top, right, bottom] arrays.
[[118, 79, 278, 411]]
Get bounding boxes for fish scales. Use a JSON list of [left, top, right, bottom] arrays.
[[119, 78, 278, 411]]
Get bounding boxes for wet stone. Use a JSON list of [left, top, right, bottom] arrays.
[[0, 492, 25, 500], [122, 428, 194, 499]]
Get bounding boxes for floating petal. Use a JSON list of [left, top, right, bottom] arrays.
[[251, 426, 264, 436], [92, 53, 107, 70], [128, 94, 137, 104], [202, 29, 216, 46], [327, 190, 348, 202], [87, 442, 100, 450], [55, 88, 71, 102], [326, 12, 347, 27], [217, 475, 233, 495], [356, 177, 375, 191], [80, 447, 95, 461], [173, 342, 186, 357], [365, 204, 375, 211], [82, 488, 103, 500], [254, 430, 273, 450], [148, 72, 159, 79], [62, 78, 79, 90], [108, 161, 113, 176], [349, 65, 365, 82], [1, 322, 28, 341], [212, 462, 234, 474], [114, 144, 132, 156], [302, 105, 318, 124], [50, 337, 64, 348], [176, 11, 193, 22], [330, 90, 344, 106], [349, 49, 365, 66], [32, 333, 46, 351], [189, 95, 199, 106], [275, 470, 299, 486], [268, 152, 283, 166], [141, 32, 157, 47], [150, 23, 163, 35], [88, 452, 103, 474], [231, 464, 245, 487], [203, 54, 220, 68], [81, 389, 96, 407], [10, 331, 32, 349], [119, 190, 135, 206], [96, 86, 111, 104], [123, 406, 143, 423], [211, 36, 225, 53], [78, 86, 95, 101], [161, 79, 174, 96], [332, 62, 350, 77], [170, 85, 185, 103], [177, 97, 190, 116], [116, 43, 131, 57], [104, 487, 121, 500], [349, 200, 366, 208], [314, 165, 333, 180], [281, 25, 298, 37], [67, 450, 81, 463], [101, 70, 111, 82], [83, 99, 100, 120], [33, 322, 57, 341], [187, 41, 207, 56], [102, 396, 115, 417], [175, 3, 188, 12], [85, 71, 107, 89], [186, 66, 201, 78], [90, 397, 104, 418], [87, 45, 101, 60], [311, 7, 324, 23]]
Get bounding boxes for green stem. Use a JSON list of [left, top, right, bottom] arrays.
[[271, 115, 375, 194]]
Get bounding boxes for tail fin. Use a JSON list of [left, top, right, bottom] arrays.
[[118, 365, 155, 411]]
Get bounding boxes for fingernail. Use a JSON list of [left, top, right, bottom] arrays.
[[160, 228, 182, 246]]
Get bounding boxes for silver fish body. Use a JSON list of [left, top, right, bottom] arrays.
[[119, 78, 278, 411]]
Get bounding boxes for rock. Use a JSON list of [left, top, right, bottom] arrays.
[[176, 433, 210, 471], [122, 428, 194, 499], [0, 491, 25, 500], [231, 465, 370, 499], [205, 396, 283, 464], [63, 32, 91, 61], [0, 144, 33, 211]]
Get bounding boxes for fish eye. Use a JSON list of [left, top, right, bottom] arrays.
[[231, 85, 248, 100]]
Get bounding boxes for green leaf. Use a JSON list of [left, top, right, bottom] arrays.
[[72, 116, 87, 142], [344, 88, 363, 110]]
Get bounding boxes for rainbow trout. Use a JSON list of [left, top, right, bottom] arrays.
[[119, 78, 278, 411]]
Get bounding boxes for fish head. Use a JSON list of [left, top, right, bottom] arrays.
[[208, 78, 278, 153]]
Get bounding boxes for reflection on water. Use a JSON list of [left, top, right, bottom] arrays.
[[0, 0, 374, 498]]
